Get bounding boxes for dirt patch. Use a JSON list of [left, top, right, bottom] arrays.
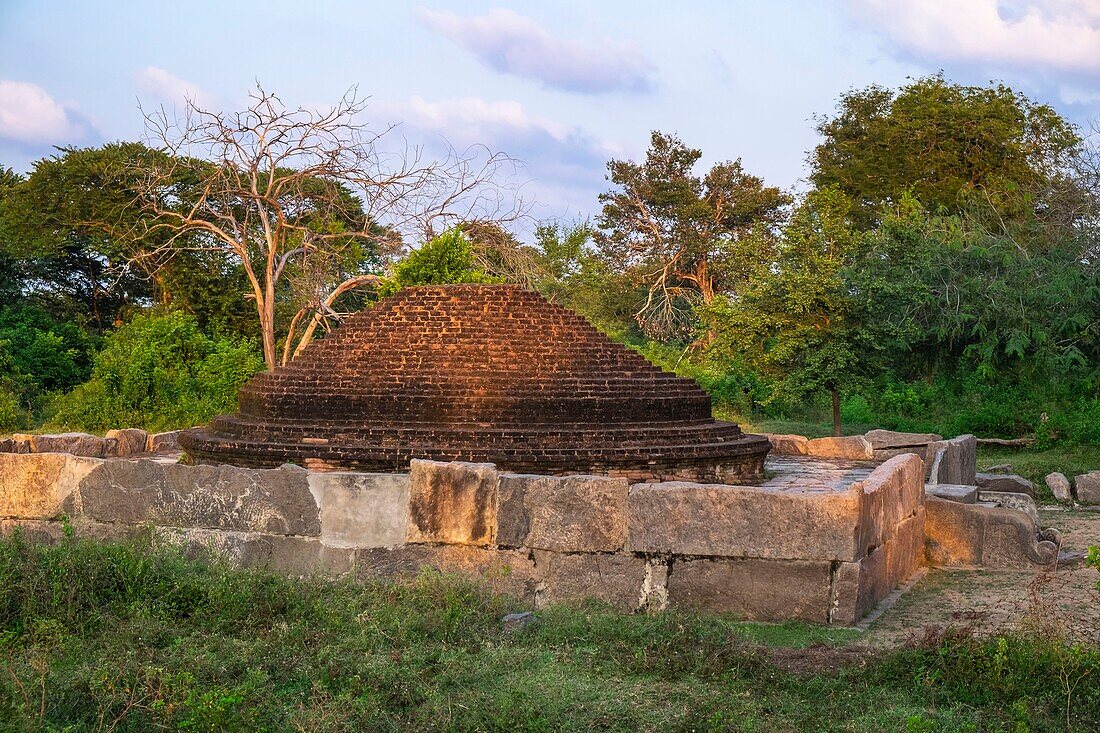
[[863, 508, 1100, 647], [766, 642, 879, 675]]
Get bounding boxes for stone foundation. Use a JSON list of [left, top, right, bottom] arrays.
[[0, 451, 931, 626]]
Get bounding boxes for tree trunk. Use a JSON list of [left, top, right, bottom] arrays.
[[831, 387, 842, 437]]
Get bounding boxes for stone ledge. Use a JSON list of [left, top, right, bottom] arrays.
[[497, 473, 628, 552]]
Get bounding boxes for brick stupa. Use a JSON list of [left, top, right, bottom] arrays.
[[181, 285, 771, 480]]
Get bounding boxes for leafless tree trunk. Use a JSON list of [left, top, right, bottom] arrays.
[[132, 85, 524, 369]]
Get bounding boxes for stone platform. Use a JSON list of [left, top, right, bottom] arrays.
[[1, 451, 927, 625]]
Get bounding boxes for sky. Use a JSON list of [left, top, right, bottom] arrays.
[[2, 0, 1100, 234]]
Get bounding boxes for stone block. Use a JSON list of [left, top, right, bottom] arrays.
[[1045, 472, 1072, 501], [804, 435, 874, 460], [1074, 472, 1100, 504], [0, 452, 103, 519], [105, 428, 149, 457], [78, 460, 320, 535], [856, 454, 925, 554], [406, 460, 499, 546], [154, 527, 353, 575], [873, 446, 931, 462], [941, 435, 976, 485], [975, 472, 1035, 497], [497, 473, 628, 552], [308, 472, 409, 548], [2, 518, 149, 544], [148, 431, 181, 452], [10, 434, 33, 454], [355, 544, 539, 602], [0, 437, 12, 453], [30, 432, 116, 458], [532, 550, 647, 611], [627, 481, 863, 561], [924, 497, 1057, 569], [926, 484, 977, 503], [926, 447, 946, 483], [864, 430, 942, 450], [666, 557, 833, 622], [977, 491, 1038, 528], [764, 433, 809, 456]]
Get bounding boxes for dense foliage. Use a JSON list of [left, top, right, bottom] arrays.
[[0, 75, 1096, 443], [49, 312, 263, 432], [0, 533, 1097, 731]]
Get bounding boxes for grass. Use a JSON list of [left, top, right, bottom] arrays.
[[1, 533, 1099, 732]]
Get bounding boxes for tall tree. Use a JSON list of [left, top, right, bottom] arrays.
[[811, 75, 1083, 230], [707, 187, 877, 436], [596, 132, 789, 340], [134, 86, 523, 369]]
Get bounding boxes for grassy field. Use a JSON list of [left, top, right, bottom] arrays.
[[1, 533, 1099, 732]]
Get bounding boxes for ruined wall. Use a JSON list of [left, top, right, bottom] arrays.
[[0, 452, 926, 626]]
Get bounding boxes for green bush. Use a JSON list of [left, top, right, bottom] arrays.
[[382, 229, 500, 295], [49, 311, 263, 432]]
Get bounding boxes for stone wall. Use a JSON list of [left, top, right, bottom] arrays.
[[0, 451, 929, 626]]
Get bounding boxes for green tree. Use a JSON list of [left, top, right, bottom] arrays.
[[383, 229, 499, 292], [50, 312, 264, 432], [596, 131, 789, 340], [857, 195, 1100, 382], [0, 144, 171, 327], [811, 75, 1083, 229], [707, 187, 877, 435]]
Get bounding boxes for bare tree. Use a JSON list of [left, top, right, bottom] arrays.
[[133, 85, 523, 369]]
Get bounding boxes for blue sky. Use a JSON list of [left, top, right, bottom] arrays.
[[2, 1, 1099, 231]]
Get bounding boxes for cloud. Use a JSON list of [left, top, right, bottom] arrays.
[[415, 7, 655, 93], [135, 66, 218, 109], [373, 95, 616, 219], [0, 80, 85, 144], [849, 0, 1100, 75]]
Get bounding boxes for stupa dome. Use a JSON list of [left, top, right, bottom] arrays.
[[180, 285, 770, 481]]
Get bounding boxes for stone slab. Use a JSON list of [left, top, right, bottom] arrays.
[[406, 460, 499, 546], [1045, 472, 1072, 501], [308, 472, 409, 548], [666, 557, 833, 622], [939, 435, 977, 485], [148, 431, 181, 452], [924, 497, 1057, 569], [804, 435, 874, 460], [497, 473, 628, 552], [1, 518, 149, 544], [857, 454, 925, 553], [355, 544, 538, 602], [532, 550, 647, 611], [864, 430, 942, 450], [627, 481, 863, 561], [0, 452, 103, 519], [975, 472, 1035, 497], [763, 433, 809, 456], [106, 428, 149, 457], [1074, 472, 1100, 504], [977, 491, 1038, 528], [30, 432, 117, 458], [78, 459, 320, 535], [155, 527, 353, 575], [926, 483, 978, 504]]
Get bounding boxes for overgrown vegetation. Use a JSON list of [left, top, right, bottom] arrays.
[[1, 533, 1098, 731], [0, 75, 1097, 447]]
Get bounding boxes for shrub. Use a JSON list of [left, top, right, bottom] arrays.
[[382, 229, 500, 295], [49, 311, 263, 432]]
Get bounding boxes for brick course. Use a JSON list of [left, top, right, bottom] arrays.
[[180, 284, 771, 477]]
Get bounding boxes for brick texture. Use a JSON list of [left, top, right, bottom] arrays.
[[180, 284, 770, 477]]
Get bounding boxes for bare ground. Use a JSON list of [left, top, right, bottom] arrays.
[[863, 507, 1100, 647]]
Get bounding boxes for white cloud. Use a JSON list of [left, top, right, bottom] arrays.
[[849, 0, 1100, 75], [373, 95, 616, 218], [0, 80, 83, 144], [135, 66, 218, 109], [415, 7, 655, 93]]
